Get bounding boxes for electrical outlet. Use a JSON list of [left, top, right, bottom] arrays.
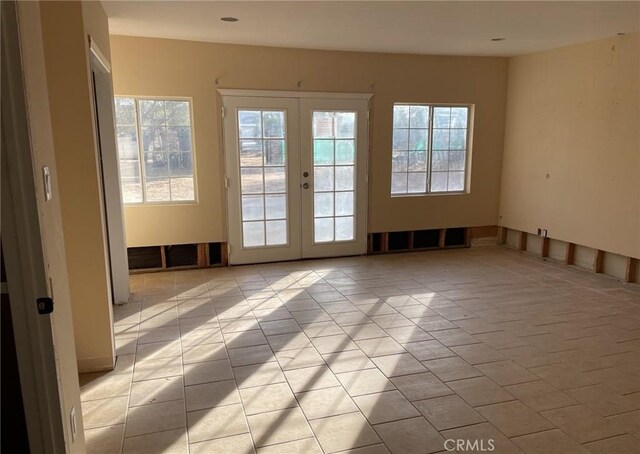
[[70, 406, 77, 442]]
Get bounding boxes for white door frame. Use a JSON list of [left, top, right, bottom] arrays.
[[218, 89, 372, 100], [88, 36, 131, 306], [1, 2, 66, 451], [220, 89, 372, 264]]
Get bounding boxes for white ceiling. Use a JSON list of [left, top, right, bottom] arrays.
[[103, 1, 640, 57]]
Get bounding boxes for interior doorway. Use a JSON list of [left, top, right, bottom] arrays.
[[88, 38, 130, 306]]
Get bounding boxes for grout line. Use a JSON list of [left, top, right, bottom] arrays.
[[259, 271, 398, 453], [107, 251, 640, 453]]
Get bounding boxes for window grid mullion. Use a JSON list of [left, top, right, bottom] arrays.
[[163, 102, 174, 202], [426, 106, 435, 194], [135, 99, 149, 203]]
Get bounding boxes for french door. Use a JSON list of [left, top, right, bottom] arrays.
[[222, 92, 369, 265]]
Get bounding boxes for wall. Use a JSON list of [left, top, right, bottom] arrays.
[[109, 36, 509, 247], [40, 1, 115, 372], [500, 33, 640, 259]]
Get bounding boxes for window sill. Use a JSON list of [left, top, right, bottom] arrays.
[[390, 191, 469, 198], [123, 201, 199, 207]]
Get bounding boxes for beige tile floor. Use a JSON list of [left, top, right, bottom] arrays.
[[81, 246, 640, 454]]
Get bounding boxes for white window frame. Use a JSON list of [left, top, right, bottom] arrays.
[[391, 103, 473, 197], [114, 95, 198, 205]]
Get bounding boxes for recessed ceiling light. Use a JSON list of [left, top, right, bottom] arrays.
[[220, 16, 239, 22], [491, 37, 506, 42]]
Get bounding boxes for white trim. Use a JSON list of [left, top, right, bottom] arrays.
[[90, 63, 130, 306], [217, 89, 373, 100], [88, 35, 111, 74], [390, 103, 473, 197], [114, 96, 199, 205], [222, 95, 370, 264]]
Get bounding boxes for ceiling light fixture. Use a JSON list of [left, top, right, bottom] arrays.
[[220, 16, 239, 22], [491, 37, 506, 42]]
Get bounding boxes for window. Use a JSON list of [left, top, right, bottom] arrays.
[[391, 104, 470, 195], [114, 97, 195, 204]]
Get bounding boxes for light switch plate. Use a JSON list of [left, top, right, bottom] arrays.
[[70, 406, 77, 442], [42, 166, 52, 201]]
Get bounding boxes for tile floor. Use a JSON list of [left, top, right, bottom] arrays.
[[80, 246, 640, 454]]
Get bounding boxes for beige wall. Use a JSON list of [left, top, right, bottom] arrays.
[[81, 0, 111, 61], [110, 36, 509, 247], [500, 33, 640, 259], [40, 1, 115, 371]]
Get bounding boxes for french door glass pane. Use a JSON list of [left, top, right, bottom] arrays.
[[238, 110, 288, 248], [312, 111, 356, 243]]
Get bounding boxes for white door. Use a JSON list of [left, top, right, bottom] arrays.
[[300, 98, 369, 258], [223, 97, 301, 264], [223, 93, 369, 265]]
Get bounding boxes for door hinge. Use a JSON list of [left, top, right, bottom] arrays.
[[224, 177, 230, 188], [37, 297, 54, 315], [221, 106, 225, 118]]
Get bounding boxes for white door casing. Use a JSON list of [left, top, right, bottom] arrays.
[[222, 91, 370, 265]]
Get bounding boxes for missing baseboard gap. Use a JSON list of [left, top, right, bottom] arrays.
[[368, 225, 497, 255], [498, 226, 638, 284], [127, 242, 228, 274]]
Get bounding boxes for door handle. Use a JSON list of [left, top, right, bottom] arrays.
[[37, 297, 54, 314], [303, 183, 310, 189]]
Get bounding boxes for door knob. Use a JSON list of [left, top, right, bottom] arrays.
[[303, 171, 309, 178], [303, 183, 310, 189]]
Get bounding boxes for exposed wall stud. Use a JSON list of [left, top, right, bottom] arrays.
[[565, 243, 575, 265], [594, 249, 604, 273], [464, 228, 471, 247], [197, 243, 208, 267], [541, 237, 550, 258], [439, 229, 447, 248], [497, 226, 508, 245], [220, 243, 229, 266], [518, 231, 527, 251], [625, 257, 637, 283], [160, 246, 167, 270]]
